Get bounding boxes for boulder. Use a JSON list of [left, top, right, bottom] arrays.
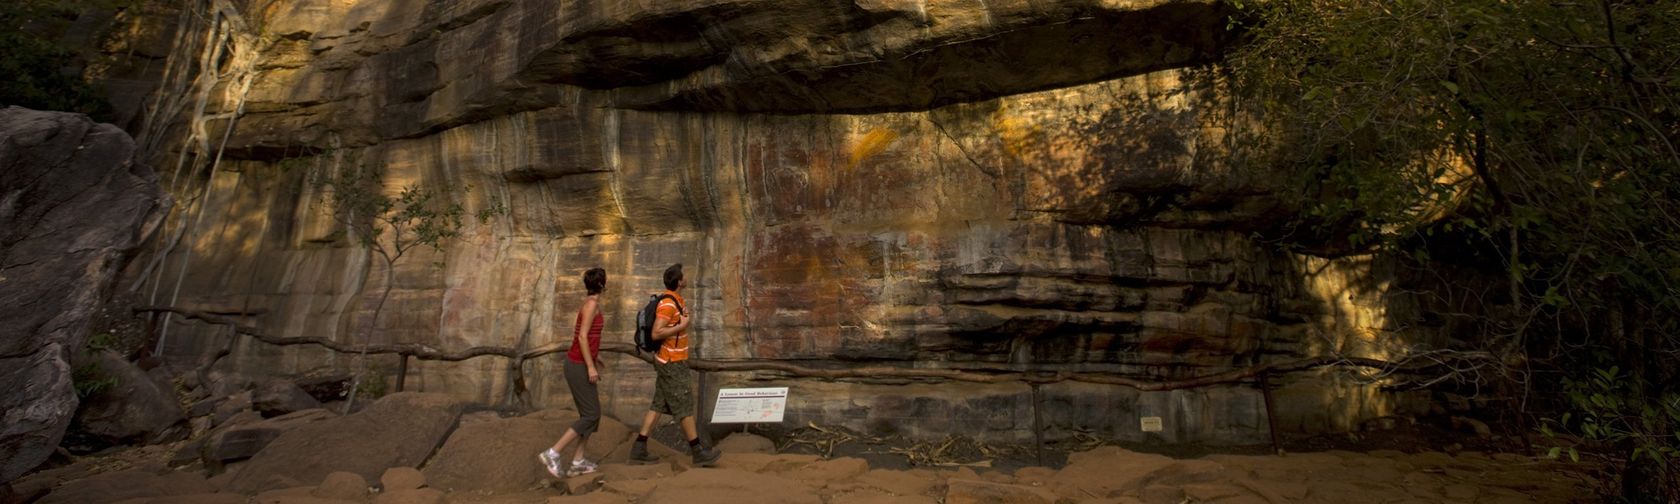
[[601, 479, 661, 501], [185, 396, 220, 419], [212, 391, 255, 427], [223, 393, 463, 494], [179, 379, 211, 404], [1049, 446, 1178, 499], [582, 416, 633, 461], [774, 457, 871, 484], [830, 491, 937, 504], [293, 370, 355, 404], [599, 462, 674, 482], [0, 107, 166, 483], [599, 437, 684, 466], [312, 471, 369, 500], [714, 433, 776, 454], [1138, 459, 1227, 487], [562, 472, 604, 495], [712, 453, 791, 474], [855, 469, 937, 497], [1011, 467, 1056, 487], [204, 372, 256, 400], [252, 379, 323, 417], [547, 492, 630, 504], [169, 436, 206, 468], [640, 468, 820, 504], [217, 410, 264, 433], [205, 409, 337, 469], [70, 350, 187, 447], [1451, 416, 1494, 438], [250, 485, 317, 502], [0, 345, 77, 484], [421, 411, 566, 492], [36, 468, 211, 504], [1179, 482, 1248, 501], [372, 488, 444, 504], [143, 363, 181, 390], [944, 478, 1058, 504], [140, 494, 249, 504], [5, 462, 95, 503], [380, 467, 425, 491]]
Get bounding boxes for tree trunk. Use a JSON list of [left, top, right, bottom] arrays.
[[343, 255, 396, 414]]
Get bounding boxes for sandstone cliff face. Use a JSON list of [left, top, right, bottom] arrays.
[[125, 0, 1436, 444]]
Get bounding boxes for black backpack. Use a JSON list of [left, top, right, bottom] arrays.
[[634, 293, 684, 353]]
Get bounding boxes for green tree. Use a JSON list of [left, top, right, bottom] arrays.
[[311, 158, 466, 410], [0, 0, 122, 118], [1225, 0, 1679, 499]]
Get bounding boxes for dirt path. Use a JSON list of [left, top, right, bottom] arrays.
[[13, 434, 1595, 504]]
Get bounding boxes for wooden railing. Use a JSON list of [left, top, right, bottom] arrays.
[[135, 305, 1453, 455]]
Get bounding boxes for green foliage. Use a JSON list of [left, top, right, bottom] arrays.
[[310, 161, 467, 267], [71, 362, 116, 399], [1229, 0, 1680, 287], [72, 331, 123, 399], [277, 156, 315, 172], [304, 155, 483, 412], [0, 0, 126, 118], [1227, 1, 1680, 498], [86, 330, 120, 352], [353, 369, 387, 399], [1543, 365, 1680, 498]]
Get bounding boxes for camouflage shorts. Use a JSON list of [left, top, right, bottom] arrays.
[[650, 360, 694, 418]]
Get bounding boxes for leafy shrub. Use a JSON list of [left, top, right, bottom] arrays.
[[1544, 366, 1680, 501]]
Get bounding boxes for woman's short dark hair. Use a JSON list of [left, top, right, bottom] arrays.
[[663, 263, 683, 290], [583, 267, 607, 295]]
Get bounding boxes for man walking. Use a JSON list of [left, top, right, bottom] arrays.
[[629, 263, 722, 466]]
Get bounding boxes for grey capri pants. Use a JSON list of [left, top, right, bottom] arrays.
[[563, 359, 600, 438]]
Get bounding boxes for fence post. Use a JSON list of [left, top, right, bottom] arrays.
[[1031, 382, 1045, 466], [143, 311, 162, 357], [395, 354, 409, 392], [1260, 372, 1282, 455], [696, 369, 710, 444]]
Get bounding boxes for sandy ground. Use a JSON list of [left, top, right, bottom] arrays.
[[10, 432, 1597, 504]]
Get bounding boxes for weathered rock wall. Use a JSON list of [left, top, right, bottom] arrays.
[[122, 0, 1440, 445]]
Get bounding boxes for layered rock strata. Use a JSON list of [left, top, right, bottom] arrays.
[[124, 0, 1438, 444]]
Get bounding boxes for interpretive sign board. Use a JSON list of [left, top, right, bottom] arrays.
[[711, 387, 788, 423], [1140, 416, 1164, 432]]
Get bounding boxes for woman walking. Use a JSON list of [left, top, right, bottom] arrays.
[[539, 267, 608, 478]]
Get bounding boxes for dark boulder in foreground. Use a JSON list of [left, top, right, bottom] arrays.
[[0, 107, 167, 483]]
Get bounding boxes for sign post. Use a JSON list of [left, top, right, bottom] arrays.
[[711, 387, 789, 424]]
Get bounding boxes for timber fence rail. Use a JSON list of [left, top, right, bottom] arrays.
[[134, 305, 1435, 389], [135, 305, 1485, 456]]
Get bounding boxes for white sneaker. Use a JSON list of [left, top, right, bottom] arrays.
[[538, 449, 563, 478], [565, 458, 598, 477]]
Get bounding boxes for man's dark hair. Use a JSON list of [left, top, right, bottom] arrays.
[[663, 263, 684, 290], [583, 267, 607, 295]]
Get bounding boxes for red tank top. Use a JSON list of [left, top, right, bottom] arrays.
[[566, 309, 604, 363]]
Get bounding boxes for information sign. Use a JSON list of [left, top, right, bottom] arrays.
[[711, 387, 788, 424]]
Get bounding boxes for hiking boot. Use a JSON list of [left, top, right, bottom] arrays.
[[538, 448, 563, 479], [628, 439, 659, 465], [565, 458, 598, 477], [691, 444, 721, 467]]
